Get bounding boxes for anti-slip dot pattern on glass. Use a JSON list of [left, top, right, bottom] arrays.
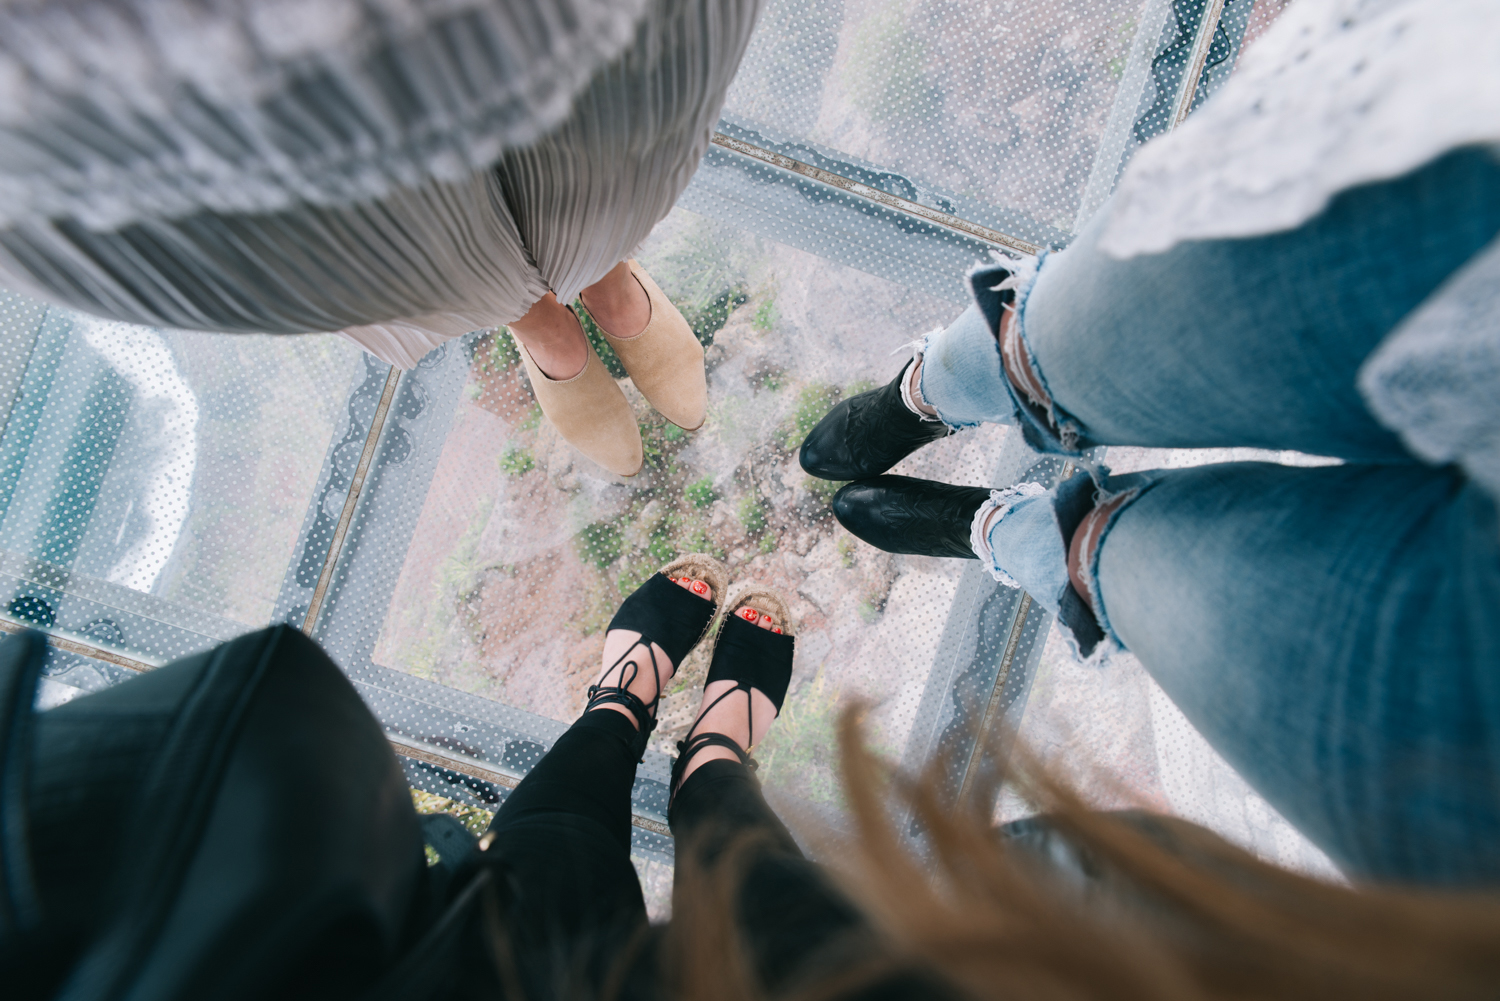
[[0, 290, 364, 663], [726, 0, 1159, 238], [303, 206, 1028, 833], [720, 0, 1256, 246], [8, 0, 1321, 894]]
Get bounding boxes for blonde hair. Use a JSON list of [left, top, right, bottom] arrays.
[[658, 711, 1500, 1001]]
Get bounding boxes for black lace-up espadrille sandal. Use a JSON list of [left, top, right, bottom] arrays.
[[669, 587, 796, 806], [588, 554, 728, 760]]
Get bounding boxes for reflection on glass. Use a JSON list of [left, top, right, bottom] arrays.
[[0, 290, 362, 660]]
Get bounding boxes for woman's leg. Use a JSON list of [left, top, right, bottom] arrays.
[[496, 0, 758, 390], [478, 717, 648, 998], [495, 0, 759, 310], [1043, 460, 1500, 885], [672, 759, 880, 995], [1010, 146, 1500, 459], [664, 604, 885, 995], [479, 572, 717, 996], [915, 146, 1500, 459]]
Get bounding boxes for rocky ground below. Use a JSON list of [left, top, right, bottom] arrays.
[[370, 209, 1018, 808]]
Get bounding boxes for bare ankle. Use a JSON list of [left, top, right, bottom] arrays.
[[509, 293, 587, 381], [1067, 493, 1131, 606], [580, 261, 651, 339], [902, 357, 939, 418], [999, 307, 1050, 410]]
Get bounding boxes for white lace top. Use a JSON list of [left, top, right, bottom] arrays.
[[1099, 0, 1500, 502], [0, 0, 649, 231], [1098, 0, 1500, 258]]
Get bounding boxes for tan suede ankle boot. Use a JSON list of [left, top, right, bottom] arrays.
[[514, 328, 643, 478], [587, 261, 708, 431]]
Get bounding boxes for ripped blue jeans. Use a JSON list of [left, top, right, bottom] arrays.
[[919, 147, 1500, 887]]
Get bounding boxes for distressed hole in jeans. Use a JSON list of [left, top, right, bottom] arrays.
[[1067, 490, 1137, 621]]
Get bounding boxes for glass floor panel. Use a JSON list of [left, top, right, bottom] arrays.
[[1, 0, 1329, 916], [722, 0, 1258, 247], [314, 203, 1052, 815], [0, 291, 364, 667]]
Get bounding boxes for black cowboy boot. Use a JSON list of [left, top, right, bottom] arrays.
[[831, 475, 991, 559], [799, 361, 953, 480]]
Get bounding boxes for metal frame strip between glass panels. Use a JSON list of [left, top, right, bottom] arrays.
[[0, 614, 153, 673], [708, 133, 1043, 257], [956, 591, 1034, 803], [389, 732, 673, 838], [302, 365, 400, 635], [4, 610, 622, 837], [1172, 0, 1231, 128], [706, 0, 1229, 268]]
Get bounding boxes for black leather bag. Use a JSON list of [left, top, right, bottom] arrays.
[[0, 626, 448, 1001]]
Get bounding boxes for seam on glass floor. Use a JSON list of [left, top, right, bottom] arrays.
[[950, 449, 1072, 805], [957, 591, 1034, 803], [0, 615, 154, 672], [0, 550, 247, 641], [709, 133, 1043, 257], [1173, 0, 1231, 128], [706, 0, 1228, 265], [390, 732, 673, 837], [302, 365, 401, 635], [12, 617, 690, 833]]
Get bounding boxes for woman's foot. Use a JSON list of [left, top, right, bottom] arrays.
[[508, 292, 589, 381], [676, 600, 783, 785], [508, 302, 644, 477], [580, 261, 707, 431], [596, 574, 716, 730], [798, 359, 952, 480], [831, 475, 991, 559], [670, 588, 797, 798], [579, 261, 651, 340]]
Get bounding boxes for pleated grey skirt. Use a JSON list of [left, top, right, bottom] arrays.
[[0, 0, 759, 369]]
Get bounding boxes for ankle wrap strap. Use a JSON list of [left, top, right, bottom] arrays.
[[706, 612, 796, 712], [587, 632, 670, 762], [585, 684, 657, 730], [586, 683, 657, 762], [607, 573, 716, 668], [670, 731, 752, 806]]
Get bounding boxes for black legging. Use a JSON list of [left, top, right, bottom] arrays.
[[471, 708, 890, 999]]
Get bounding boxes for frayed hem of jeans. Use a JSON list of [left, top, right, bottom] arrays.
[[909, 330, 981, 431], [970, 483, 1049, 586], [1054, 623, 1123, 667], [966, 250, 1041, 305], [988, 251, 1040, 299]]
